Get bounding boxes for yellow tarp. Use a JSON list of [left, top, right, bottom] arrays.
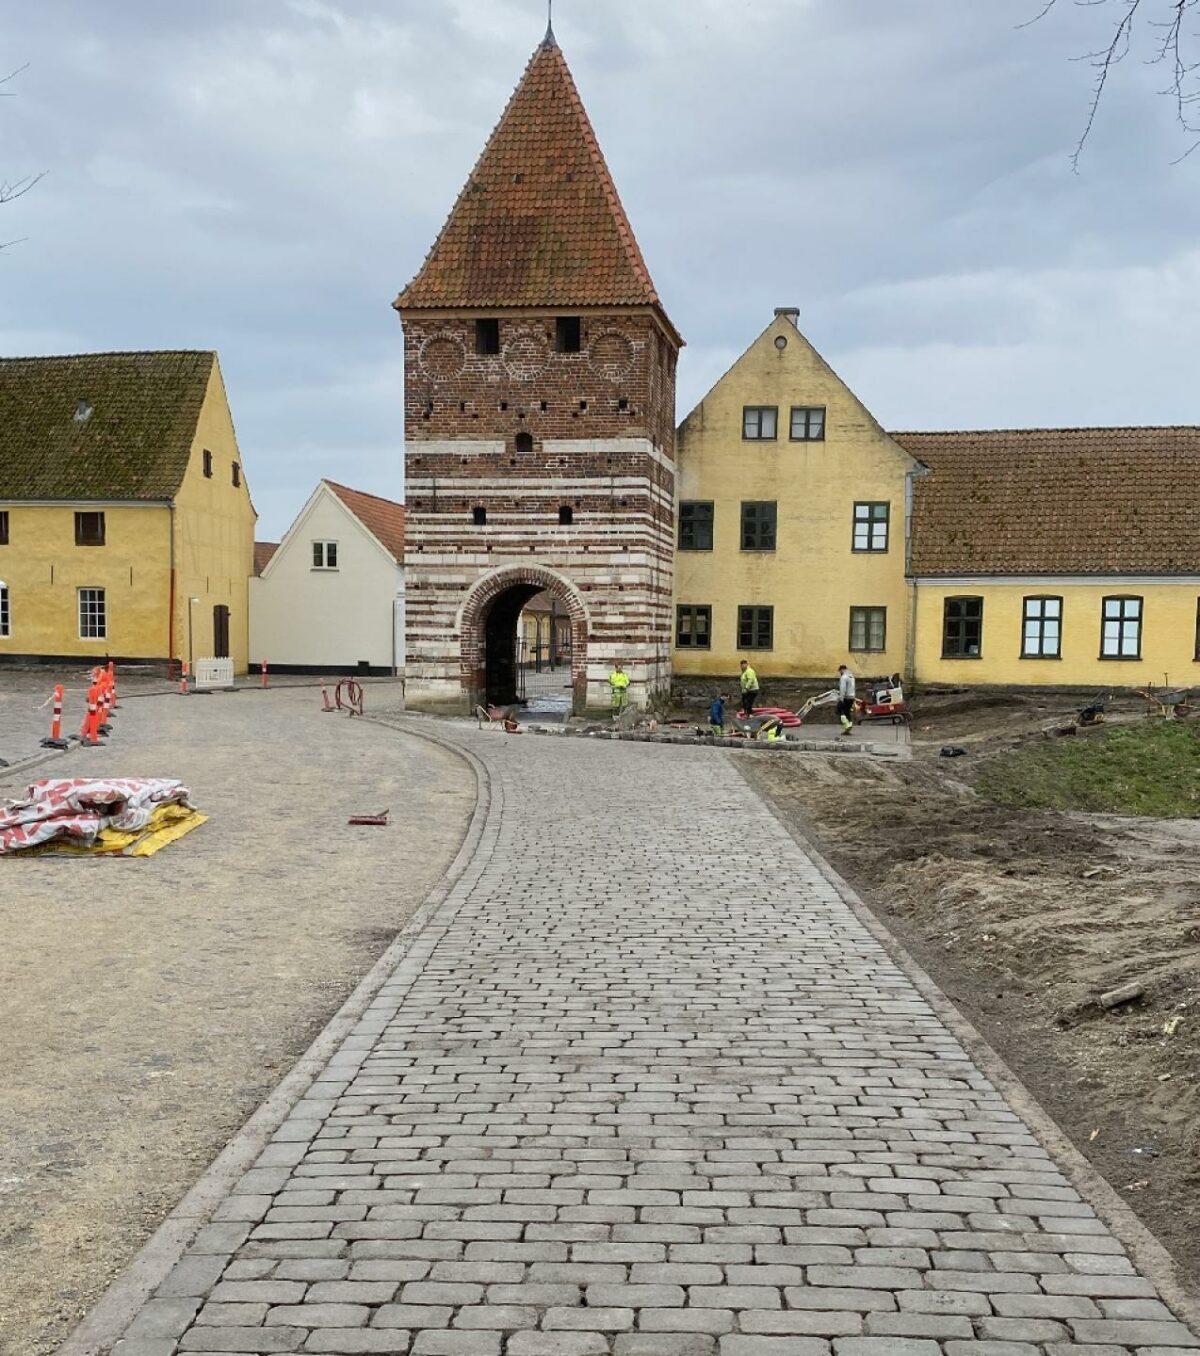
[[18, 804, 208, 858]]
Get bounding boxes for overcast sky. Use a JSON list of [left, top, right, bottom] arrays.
[[6, 0, 1199, 538]]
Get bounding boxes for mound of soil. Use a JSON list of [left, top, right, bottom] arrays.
[[744, 717, 1200, 1294]]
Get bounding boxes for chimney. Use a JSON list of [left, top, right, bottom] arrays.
[[774, 307, 800, 327]]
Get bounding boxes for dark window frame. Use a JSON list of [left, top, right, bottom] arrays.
[[678, 501, 714, 552], [475, 318, 501, 355], [232, 462, 241, 488], [202, 449, 213, 478], [852, 502, 890, 553], [555, 316, 582, 353], [0, 510, 8, 545], [1021, 594, 1063, 659], [737, 605, 774, 651], [558, 505, 573, 526], [675, 604, 712, 650], [742, 406, 779, 441], [0, 583, 8, 637], [942, 595, 984, 659], [514, 430, 534, 456], [472, 507, 487, 526], [849, 606, 887, 653], [74, 511, 106, 547], [790, 406, 827, 441], [1100, 594, 1143, 661], [740, 501, 777, 552]]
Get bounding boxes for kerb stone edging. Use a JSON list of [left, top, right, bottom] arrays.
[[54, 717, 492, 1356], [735, 753, 1200, 1339]]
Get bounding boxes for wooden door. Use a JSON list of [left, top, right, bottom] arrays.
[[212, 605, 230, 659]]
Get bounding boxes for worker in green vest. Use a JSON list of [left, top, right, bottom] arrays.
[[738, 659, 760, 717], [609, 662, 631, 716]]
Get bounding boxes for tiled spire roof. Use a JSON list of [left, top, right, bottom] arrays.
[[395, 38, 672, 325]]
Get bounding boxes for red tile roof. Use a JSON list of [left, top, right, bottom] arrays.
[[895, 427, 1200, 576], [253, 541, 279, 576], [323, 480, 405, 564], [395, 36, 676, 337]]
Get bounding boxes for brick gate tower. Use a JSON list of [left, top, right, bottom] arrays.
[[395, 24, 682, 715]]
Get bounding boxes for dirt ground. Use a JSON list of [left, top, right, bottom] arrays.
[[0, 683, 474, 1356], [744, 689, 1200, 1297]]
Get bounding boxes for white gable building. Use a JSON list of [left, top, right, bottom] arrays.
[[250, 480, 404, 675]]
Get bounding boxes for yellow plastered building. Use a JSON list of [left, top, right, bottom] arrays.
[[674, 311, 1200, 691], [674, 309, 920, 681], [0, 351, 256, 672]]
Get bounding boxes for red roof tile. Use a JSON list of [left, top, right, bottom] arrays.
[[895, 427, 1200, 576], [395, 36, 674, 333], [323, 480, 405, 564], [253, 541, 279, 576]]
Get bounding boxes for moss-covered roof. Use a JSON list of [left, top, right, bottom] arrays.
[[0, 350, 215, 500]]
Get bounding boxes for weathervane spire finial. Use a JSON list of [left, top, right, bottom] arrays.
[[543, 0, 557, 47]]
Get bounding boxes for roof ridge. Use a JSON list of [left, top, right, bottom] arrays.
[[0, 349, 217, 364], [893, 425, 1200, 436]]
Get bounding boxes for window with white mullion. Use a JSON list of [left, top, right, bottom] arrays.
[[78, 587, 107, 640], [312, 541, 339, 570], [1021, 596, 1062, 658], [1100, 596, 1142, 659]]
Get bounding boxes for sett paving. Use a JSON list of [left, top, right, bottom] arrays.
[[105, 722, 1198, 1356]]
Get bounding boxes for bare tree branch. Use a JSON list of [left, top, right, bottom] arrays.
[[2, 61, 39, 251], [1023, 0, 1200, 165]]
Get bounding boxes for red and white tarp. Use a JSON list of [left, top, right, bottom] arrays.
[[0, 778, 193, 855]]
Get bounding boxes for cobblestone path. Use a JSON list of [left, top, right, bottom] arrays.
[[110, 726, 1199, 1356]]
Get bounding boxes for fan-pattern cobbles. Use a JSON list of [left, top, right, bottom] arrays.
[[111, 727, 1199, 1355]]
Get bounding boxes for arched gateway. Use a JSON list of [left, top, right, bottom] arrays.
[[394, 27, 682, 717], [461, 566, 589, 714]]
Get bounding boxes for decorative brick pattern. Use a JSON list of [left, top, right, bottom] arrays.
[[396, 37, 681, 714]]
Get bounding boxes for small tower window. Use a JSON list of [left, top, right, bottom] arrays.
[[472, 506, 487, 526], [618, 397, 629, 412], [476, 318, 501, 354], [559, 505, 574, 526], [515, 430, 534, 456], [202, 449, 213, 478], [556, 316, 582, 353], [232, 462, 242, 487]]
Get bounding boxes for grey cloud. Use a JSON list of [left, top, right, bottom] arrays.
[[5, 0, 1197, 536]]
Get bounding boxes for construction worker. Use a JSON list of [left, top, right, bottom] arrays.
[[837, 664, 856, 735], [709, 692, 729, 737], [609, 662, 631, 717], [759, 714, 785, 743], [738, 659, 760, 717]]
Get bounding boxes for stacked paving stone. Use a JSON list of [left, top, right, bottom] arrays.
[[112, 729, 1199, 1355]]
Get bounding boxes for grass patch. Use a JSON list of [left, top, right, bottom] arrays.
[[976, 720, 1200, 817]]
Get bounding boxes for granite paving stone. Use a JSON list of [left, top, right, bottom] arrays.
[[100, 727, 1200, 1355]]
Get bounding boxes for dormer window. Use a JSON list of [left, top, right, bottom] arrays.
[[476, 318, 501, 355], [74, 399, 93, 423], [555, 316, 582, 353]]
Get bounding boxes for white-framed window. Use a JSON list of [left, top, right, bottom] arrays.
[[1022, 596, 1062, 658], [0, 585, 9, 637], [79, 587, 106, 640], [853, 502, 890, 552], [1101, 595, 1142, 659], [312, 541, 339, 570]]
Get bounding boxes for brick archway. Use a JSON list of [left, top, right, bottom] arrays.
[[459, 566, 590, 714]]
